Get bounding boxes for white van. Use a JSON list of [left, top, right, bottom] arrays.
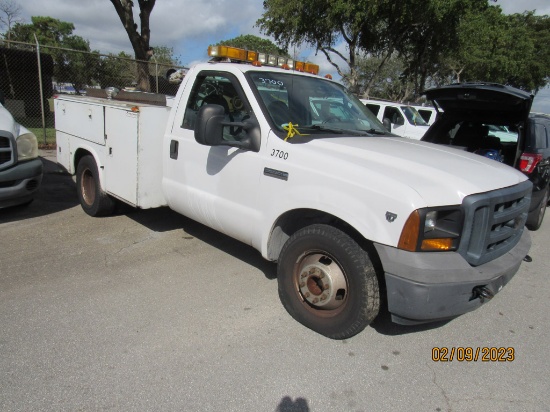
[[360, 99, 429, 139]]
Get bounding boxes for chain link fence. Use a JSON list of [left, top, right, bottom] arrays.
[[0, 39, 186, 145]]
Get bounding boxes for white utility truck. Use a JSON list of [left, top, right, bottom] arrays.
[[55, 46, 532, 339]]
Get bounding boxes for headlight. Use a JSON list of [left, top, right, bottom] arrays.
[[398, 207, 464, 252], [16, 132, 39, 161]]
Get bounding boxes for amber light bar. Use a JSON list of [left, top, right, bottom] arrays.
[[207, 45, 320, 75]]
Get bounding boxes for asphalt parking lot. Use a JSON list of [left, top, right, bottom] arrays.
[[1, 151, 549, 412]]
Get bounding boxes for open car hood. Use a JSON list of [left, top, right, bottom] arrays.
[[424, 83, 533, 124]]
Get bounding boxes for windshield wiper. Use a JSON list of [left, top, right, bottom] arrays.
[[305, 125, 369, 136], [366, 128, 389, 135], [307, 125, 344, 134]]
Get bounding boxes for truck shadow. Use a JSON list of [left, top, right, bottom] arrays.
[[128, 207, 278, 280], [129, 207, 453, 336], [130, 207, 452, 334], [0, 156, 79, 224]]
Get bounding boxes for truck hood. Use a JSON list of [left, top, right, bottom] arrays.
[[0, 104, 18, 137], [0, 103, 27, 138], [306, 135, 528, 206]]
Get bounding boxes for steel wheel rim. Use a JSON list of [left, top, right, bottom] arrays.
[[293, 251, 348, 314], [81, 168, 96, 206]]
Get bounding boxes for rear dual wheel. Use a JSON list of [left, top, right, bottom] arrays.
[[277, 224, 380, 339], [76, 155, 115, 217]]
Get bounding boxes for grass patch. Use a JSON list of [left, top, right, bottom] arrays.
[[15, 115, 57, 149], [29, 127, 56, 149]]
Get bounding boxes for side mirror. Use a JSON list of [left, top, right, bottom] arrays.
[[0, 90, 5, 106], [395, 116, 405, 126], [194, 104, 261, 152], [195, 104, 225, 146], [382, 118, 392, 132]]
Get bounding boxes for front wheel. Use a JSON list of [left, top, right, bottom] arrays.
[[76, 155, 115, 217], [277, 224, 380, 339]]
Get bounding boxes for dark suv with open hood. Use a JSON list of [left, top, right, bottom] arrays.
[[421, 83, 549, 230]]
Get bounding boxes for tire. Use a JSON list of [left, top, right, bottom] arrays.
[[76, 155, 115, 217], [277, 224, 380, 339], [526, 186, 549, 231]]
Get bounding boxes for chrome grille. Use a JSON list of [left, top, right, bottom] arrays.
[[458, 180, 532, 266]]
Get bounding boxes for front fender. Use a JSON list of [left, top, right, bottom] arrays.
[[258, 180, 423, 260]]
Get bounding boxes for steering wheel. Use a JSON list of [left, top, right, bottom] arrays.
[[199, 83, 217, 96]]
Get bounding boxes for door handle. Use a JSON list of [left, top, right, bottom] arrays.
[[170, 140, 179, 160]]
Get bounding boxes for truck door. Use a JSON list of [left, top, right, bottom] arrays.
[[164, 71, 262, 246]]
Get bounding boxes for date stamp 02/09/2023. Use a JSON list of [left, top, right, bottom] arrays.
[[432, 347, 515, 362]]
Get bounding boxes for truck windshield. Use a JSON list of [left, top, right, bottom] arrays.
[[247, 71, 388, 138], [401, 106, 428, 126]]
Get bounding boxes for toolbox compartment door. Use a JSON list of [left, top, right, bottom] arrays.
[[54, 99, 106, 146]]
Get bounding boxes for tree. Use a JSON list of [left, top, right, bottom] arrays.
[[97, 51, 136, 89], [257, 0, 485, 96], [457, 8, 550, 93], [525, 13, 550, 94], [216, 34, 287, 56], [9, 16, 99, 94], [109, 0, 156, 91], [257, 0, 374, 94], [351, 54, 415, 101], [10, 16, 75, 44], [0, 0, 22, 44], [150, 45, 180, 66], [350, 1, 548, 100], [390, 0, 492, 99], [258, 0, 497, 99]]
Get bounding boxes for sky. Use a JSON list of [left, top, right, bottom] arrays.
[[16, 0, 550, 113]]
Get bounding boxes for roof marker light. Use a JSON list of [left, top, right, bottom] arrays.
[[247, 51, 258, 62]]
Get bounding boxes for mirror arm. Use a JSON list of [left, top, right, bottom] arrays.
[[221, 121, 252, 131]]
